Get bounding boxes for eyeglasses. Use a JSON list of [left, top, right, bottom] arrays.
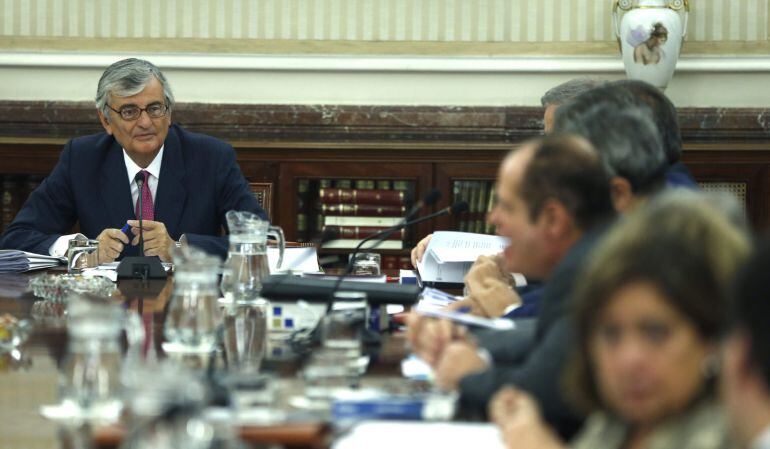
[[106, 103, 169, 121]]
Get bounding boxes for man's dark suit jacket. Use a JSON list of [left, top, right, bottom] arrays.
[[458, 222, 612, 440], [0, 124, 267, 259]]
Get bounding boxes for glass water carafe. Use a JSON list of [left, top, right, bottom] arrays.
[[60, 292, 143, 421], [163, 247, 222, 354], [220, 210, 285, 303], [220, 211, 284, 373]]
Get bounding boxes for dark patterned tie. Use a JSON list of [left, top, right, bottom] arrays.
[[135, 170, 154, 221]]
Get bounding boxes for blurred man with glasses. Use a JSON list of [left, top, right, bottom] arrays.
[[1, 58, 266, 262]]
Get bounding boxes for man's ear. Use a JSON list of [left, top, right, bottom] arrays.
[[538, 199, 572, 239], [97, 109, 113, 135], [610, 176, 634, 214]]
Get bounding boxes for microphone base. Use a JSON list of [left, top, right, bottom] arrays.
[[116, 256, 167, 280]]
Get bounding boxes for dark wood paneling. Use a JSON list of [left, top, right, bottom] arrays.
[[683, 150, 770, 229], [1, 101, 770, 234]]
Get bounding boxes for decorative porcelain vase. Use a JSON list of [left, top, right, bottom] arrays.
[[613, 0, 689, 89]]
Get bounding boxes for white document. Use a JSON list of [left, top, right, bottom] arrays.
[[95, 261, 172, 272], [268, 246, 321, 274], [333, 421, 506, 449], [416, 287, 461, 311], [414, 302, 515, 331], [416, 231, 509, 284]]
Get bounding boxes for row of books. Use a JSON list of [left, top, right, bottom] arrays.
[[454, 180, 495, 235], [297, 179, 415, 250], [0, 175, 44, 236], [318, 185, 409, 249]]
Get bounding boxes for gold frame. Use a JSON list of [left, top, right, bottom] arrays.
[[613, 0, 690, 46], [614, 0, 690, 13]]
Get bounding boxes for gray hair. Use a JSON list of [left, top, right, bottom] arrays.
[[555, 103, 667, 195], [95, 58, 175, 121], [540, 78, 605, 107]]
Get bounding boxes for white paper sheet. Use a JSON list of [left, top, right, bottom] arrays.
[[333, 421, 506, 449], [268, 246, 321, 274]]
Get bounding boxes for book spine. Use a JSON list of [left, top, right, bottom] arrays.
[[382, 255, 399, 271], [1, 177, 21, 235], [322, 226, 404, 240], [296, 179, 310, 241], [319, 188, 405, 206], [376, 180, 391, 190], [335, 179, 353, 189], [485, 182, 496, 234], [474, 180, 486, 234], [320, 204, 406, 217], [323, 216, 402, 227], [322, 239, 404, 249], [354, 179, 376, 190]]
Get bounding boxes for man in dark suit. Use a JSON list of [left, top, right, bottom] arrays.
[[0, 58, 266, 261], [408, 135, 616, 438]]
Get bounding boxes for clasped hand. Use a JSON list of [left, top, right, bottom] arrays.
[[97, 220, 174, 263]]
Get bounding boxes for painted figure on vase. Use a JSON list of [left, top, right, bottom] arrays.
[[629, 22, 668, 65]]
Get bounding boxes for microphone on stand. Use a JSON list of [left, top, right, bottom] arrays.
[[135, 172, 146, 256], [327, 200, 469, 301], [403, 188, 441, 222], [117, 172, 167, 280], [259, 201, 469, 307]]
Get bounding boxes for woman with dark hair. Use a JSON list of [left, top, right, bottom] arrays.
[[489, 191, 749, 449]]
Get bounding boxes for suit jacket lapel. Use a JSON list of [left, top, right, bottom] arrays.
[[99, 139, 134, 227], [154, 125, 187, 239]]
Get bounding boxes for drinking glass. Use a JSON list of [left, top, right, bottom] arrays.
[[321, 292, 367, 360], [67, 238, 99, 274], [350, 252, 381, 276]]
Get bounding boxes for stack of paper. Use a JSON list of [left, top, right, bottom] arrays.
[[0, 250, 64, 273], [416, 231, 509, 284]]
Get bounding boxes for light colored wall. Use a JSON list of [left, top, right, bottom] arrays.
[[0, 1, 768, 107], [1, 0, 767, 51]]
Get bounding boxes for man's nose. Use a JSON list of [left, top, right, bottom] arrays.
[[136, 109, 153, 127]]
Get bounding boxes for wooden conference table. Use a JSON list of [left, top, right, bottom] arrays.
[[0, 270, 411, 449]]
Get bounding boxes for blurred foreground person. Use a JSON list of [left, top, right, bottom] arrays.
[[722, 239, 770, 449], [490, 191, 749, 449]]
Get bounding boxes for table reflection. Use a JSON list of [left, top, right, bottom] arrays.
[[0, 272, 411, 449]]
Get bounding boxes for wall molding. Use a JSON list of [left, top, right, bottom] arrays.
[[2, 52, 770, 73]]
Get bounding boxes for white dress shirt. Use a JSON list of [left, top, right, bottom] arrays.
[[48, 147, 164, 256], [124, 146, 163, 210]]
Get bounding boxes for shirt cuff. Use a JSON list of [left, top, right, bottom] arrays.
[[476, 347, 494, 368], [502, 304, 521, 316], [49, 233, 87, 257]]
